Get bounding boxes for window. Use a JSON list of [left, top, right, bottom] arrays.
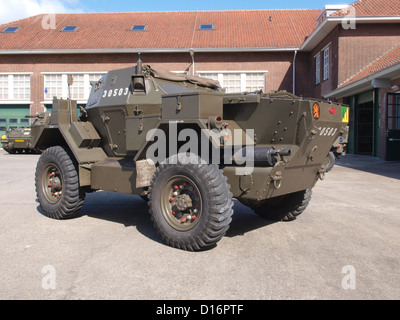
[[70, 74, 85, 100], [44, 74, 63, 100], [13, 75, 30, 100], [387, 93, 400, 130], [245, 73, 265, 92], [199, 72, 265, 93], [131, 25, 146, 31], [223, 73, 241, 93], [323, 46, 330, 81], [43, 73, 106, 101], [62, 26, 77, 32], [2, 27, 19, 33], [0, 74, 31, 100], [199, 24, 213, 30], [315, 53, 321, 85], [0, 75, 8, 100]]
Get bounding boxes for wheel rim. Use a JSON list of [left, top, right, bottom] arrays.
[[160, 175, 203, 231], [42, 163, 63, 204]]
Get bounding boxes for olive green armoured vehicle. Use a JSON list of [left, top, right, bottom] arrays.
[[1, 113, 49, 154], [31, 57, 348, 251]]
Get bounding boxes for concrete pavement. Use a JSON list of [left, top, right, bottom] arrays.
[[0, 150, 399, 300]]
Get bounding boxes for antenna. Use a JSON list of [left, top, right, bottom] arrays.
[[67, 75, 74, 122]]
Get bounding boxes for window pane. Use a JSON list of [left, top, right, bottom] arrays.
[[200, 73, 218, 81], [223, 73, 241, 93], [315, 54, 321, 85], [13, 74, 30, 100], [0, 75, 8, 100], [323, 47, 330, 81], [44, 74, 63, 100], [245, 73, 265, 92], [70, 74, 85, 100]]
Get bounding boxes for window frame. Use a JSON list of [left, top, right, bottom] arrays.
[[42, 72, 106, 103], [0, 73, 31, 102], [323, 46, 330, 81], [198, 71, 267, 93], [315, 53, 321, 85]]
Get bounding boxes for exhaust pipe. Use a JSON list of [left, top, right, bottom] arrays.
[[231, 146, 291, 167]]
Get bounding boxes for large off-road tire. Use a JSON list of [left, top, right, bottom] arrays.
[[35, 146, 85, 219], [254, 189, 312, 221], [148, 158, 233, 251]]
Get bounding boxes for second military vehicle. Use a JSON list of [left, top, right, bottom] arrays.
[[1, 113, 49, 154], [31, 57, 348, 251]]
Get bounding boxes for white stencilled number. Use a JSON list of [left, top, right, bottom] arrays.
[[103, 87, 130, 98], [318, 126, 338, 137]]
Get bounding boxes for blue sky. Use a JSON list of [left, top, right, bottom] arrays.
[[0, 0, 352, 25]]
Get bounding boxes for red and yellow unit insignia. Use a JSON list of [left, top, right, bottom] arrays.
[[313, 103, 320, 120]]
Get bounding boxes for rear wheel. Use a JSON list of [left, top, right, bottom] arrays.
[[254, 189, 312, 221], [35, 146, 85, 219], [148, 158, 233, 251]]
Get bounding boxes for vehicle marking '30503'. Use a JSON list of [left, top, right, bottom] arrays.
[[102, 88, 129, 98], [318, 127, 337, 136]]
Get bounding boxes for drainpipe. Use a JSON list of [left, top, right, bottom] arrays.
[[292, 50, 298, 95], [190, 49, 195, 76]]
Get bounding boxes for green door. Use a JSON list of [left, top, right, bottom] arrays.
[[386, 93, 400, 161], [0, 105, 30, 136]]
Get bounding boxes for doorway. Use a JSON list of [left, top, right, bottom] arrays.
[[356, 101, 374, 155], [386, 93, 400, 160]]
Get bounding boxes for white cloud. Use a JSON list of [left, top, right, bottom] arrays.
[[0, 0, 84, 25]]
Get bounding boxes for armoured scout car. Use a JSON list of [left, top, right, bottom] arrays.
[[31, 58, 348, 251], [1, 113, 48, 154]]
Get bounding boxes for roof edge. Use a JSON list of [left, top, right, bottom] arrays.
[[325, 63, 400, 99], [0, 47, 301, 55], [300, 16, 400, 52]]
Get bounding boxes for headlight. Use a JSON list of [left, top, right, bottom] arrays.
[[1, 135, 6, 140]]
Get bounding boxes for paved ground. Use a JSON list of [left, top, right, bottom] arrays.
[[0, 149, 399, 300]]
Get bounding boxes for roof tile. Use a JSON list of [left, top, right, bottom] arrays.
[[0, 10, 320, 51]]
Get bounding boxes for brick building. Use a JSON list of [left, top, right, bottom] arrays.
[[0, 0, 399, 159]]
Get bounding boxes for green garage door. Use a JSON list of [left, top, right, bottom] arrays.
[[0, 105, 30, 137]]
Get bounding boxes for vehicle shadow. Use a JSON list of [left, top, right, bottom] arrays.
[[36, 191, 278, 247]]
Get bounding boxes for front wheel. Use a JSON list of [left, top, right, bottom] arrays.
[[35, 146, 85, 219], [148, 159, 233, 251]]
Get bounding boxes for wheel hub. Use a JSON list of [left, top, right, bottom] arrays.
[[175, 194, 192, 211], [43, 165, 63, 203], [161, 176, 203, 231]]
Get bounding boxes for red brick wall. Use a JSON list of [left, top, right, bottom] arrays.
[[310, 26, 340, 100], [0, 51, 297, 114], [338, 23, 400, 85]]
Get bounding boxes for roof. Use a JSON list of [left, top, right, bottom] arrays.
[[0, 10, 320, 52], [331, 0, 400, 17], [339, 43, 400, 88]]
